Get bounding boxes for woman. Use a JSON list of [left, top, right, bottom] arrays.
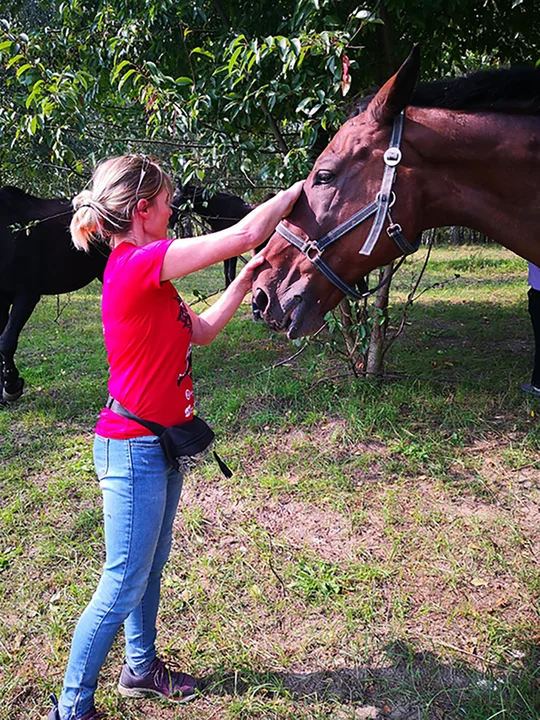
[[47, 154, 303, 720]]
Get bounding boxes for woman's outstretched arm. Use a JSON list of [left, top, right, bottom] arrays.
[[160, 181, 303, 282], [188, 254, 265, 346]]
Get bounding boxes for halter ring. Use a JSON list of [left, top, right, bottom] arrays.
[[387, 222, 403, 237], [375, 190, 396, 208]]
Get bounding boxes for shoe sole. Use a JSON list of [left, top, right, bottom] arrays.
[[117, 683, 196, 703]]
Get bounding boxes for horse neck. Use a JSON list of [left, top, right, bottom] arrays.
[[408, 107, 540, 260]]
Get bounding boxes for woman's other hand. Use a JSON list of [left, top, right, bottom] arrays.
[[236, 253, 266, 293]]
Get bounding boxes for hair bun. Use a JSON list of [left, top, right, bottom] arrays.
[[72, 189, 94, 211]]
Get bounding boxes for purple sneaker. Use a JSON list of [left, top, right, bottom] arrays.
[[46, 694, 103, 719], [117, 658, 198, 703]]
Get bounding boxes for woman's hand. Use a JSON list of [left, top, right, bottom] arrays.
[[235, 180, 305, 250], [161, 179, 304, 283], [273, 180, 305, 218], [236, 253, 266, 294]]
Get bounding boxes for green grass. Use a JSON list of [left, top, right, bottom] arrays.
[[1, 245, 539, 720]]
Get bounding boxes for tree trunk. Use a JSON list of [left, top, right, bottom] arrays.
[[364, 0, 396, 379], [366, 263, 394, 377]]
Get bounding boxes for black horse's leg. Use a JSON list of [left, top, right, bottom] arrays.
[[224, 257, 237, 287], [0, 290, 40, 401], [251, 241, 268, 321], [0, 291, 10, 400]]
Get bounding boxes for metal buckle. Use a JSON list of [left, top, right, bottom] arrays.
[[305, 242, 322, 261], [387, 222, 402, 238], [383, 147, 402, 167]]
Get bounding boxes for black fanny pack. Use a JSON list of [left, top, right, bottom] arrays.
[[106, 396, 232, 478]]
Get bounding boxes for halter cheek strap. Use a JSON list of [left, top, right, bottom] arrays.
[[276, 111, 420, 300]]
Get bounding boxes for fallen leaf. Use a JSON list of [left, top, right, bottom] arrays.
[[471, 577, 488, 587]]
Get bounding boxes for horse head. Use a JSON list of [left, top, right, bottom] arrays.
[[253, 47, 425, 338]]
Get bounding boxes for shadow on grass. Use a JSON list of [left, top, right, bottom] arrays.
[[201, 641, 540, 719]]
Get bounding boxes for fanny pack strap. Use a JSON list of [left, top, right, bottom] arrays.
[[106, 395, 166, 437], [106, 395, 233, 478]]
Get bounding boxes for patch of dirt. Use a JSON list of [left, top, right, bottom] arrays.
[[180, 480, 389, 564]]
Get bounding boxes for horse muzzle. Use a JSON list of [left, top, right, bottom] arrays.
[[253, 276, 324, 339]]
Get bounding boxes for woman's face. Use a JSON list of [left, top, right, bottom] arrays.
[[144, 186, 173, 242]]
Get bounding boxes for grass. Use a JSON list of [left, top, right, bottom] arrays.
[[0, 244, 539, 720]]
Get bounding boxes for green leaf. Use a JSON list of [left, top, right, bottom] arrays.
[[191, 47, 214, 60], [7, 54, 24, 68], [16, 63, 32, 78], [118, 67, 136, 90], [176, 76, 193, 86], [296, 96, 314, 113], [111, 59, 131, 82]]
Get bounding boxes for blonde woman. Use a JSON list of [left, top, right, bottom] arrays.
[[46, 155, 303, 720]]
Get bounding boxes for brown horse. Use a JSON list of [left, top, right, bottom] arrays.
[[253, 47, 540, 338]]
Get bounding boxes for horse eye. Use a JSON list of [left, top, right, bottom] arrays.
[[314, 170, 335, 185]]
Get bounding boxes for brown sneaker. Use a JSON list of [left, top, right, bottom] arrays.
[[118, 658, 198, 703]]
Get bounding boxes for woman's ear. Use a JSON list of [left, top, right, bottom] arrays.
[[136, 198, 150, 215]]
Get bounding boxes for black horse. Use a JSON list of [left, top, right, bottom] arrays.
[[0, 183, 264, 403], [0, 186, 110, 402], [171, 183, 254, 287]]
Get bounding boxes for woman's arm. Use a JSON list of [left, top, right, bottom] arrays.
[[161, 181, 303, 283], [188, 255, 265, 346]]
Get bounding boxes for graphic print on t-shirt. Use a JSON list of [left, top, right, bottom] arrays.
[[174, 295, 193, 330], [174, 294, 193, 389], [177, 345, 192, 388]]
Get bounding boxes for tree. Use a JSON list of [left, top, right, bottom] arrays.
[[2, 0, 537, 193]]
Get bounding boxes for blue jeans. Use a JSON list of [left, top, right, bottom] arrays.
[[58, 435, 183, 719]]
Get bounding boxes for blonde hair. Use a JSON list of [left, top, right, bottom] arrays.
[[70, 154, 173, 251]]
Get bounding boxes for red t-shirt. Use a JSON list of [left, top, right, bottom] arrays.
[[95, 239, 194, 439]]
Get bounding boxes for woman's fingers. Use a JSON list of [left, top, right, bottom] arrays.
[[278, 180, 305, 217], [242, 253, 265, 274]]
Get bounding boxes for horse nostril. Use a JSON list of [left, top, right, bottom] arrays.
[[254, 288, 269, 312]]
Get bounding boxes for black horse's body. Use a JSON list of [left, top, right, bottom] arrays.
[[0, 186, 109, 401], [171, 184, 253, 286], [1, 182, 260, 403]]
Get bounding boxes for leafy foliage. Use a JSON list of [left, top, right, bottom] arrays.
[[1, 0, 538, 194]]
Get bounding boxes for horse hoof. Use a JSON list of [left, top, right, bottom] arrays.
[[2, 377, 24, 402]]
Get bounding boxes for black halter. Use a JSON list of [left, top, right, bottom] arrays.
[[276, 112, 421, 300]]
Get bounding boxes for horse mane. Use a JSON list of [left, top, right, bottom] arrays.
[[351, 66, 540, 117]]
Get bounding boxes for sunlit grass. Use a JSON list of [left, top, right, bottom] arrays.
[[1, 245, 538, 720]]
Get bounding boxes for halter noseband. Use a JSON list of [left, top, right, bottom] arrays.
[[276, 111, 420, 300]]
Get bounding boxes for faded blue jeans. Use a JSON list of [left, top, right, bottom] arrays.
[[58, 434, 183, 719]]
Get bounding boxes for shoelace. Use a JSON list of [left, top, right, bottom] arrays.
[[153, 660, 186, 697]]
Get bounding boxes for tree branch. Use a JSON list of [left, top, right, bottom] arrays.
[[260, 99, 289, 154]]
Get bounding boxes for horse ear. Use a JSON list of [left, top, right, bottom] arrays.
[[367, 45, 420, 124]]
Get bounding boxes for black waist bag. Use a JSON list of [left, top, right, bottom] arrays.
[[106, 396, 232, 478]]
